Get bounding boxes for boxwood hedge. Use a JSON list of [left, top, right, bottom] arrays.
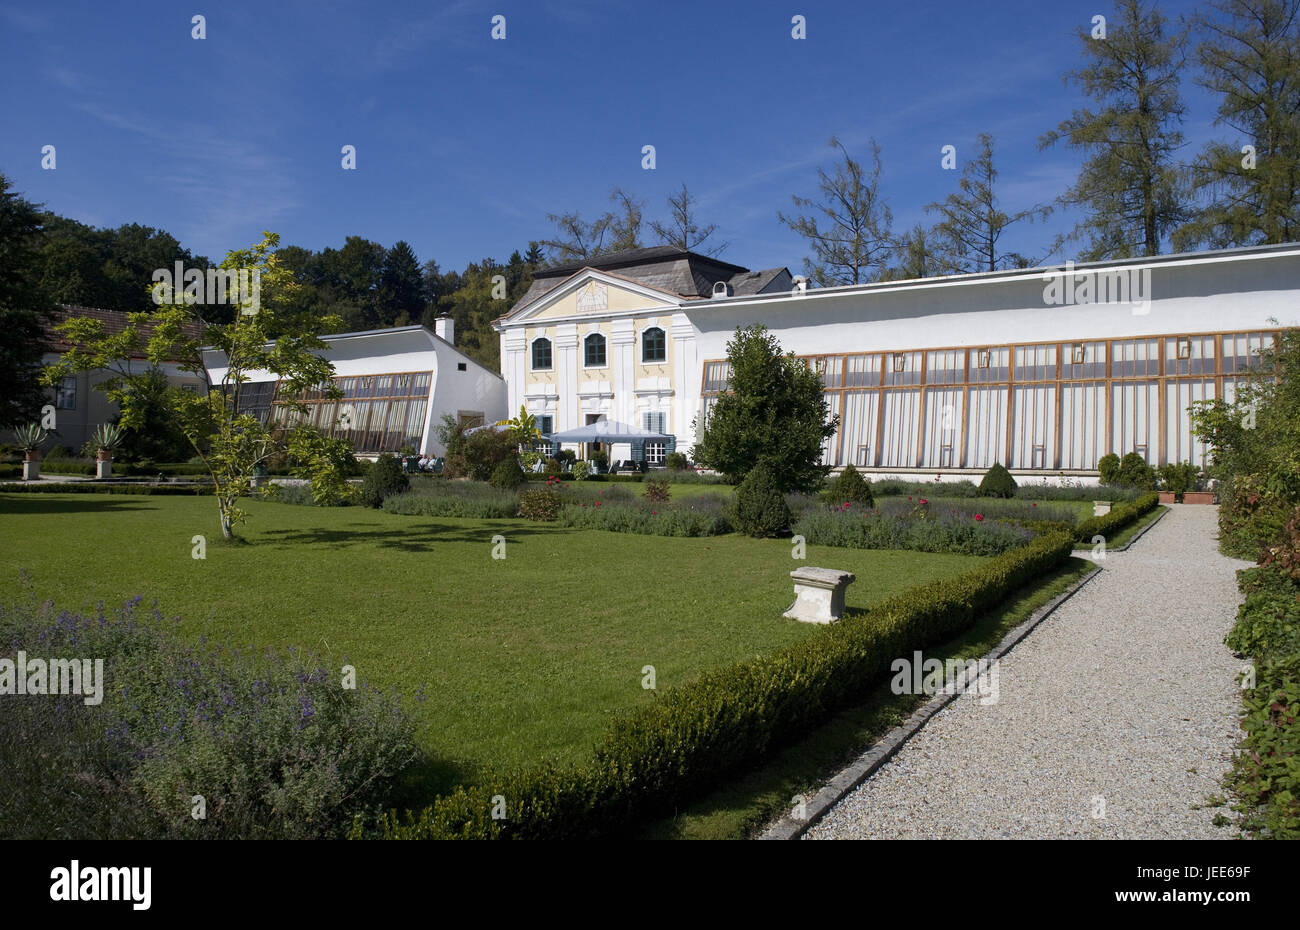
[[372, 529, 1075, 840], [1074, 492, 1159, 543]]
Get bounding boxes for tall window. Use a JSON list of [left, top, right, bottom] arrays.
[[642, 327, 666, 363], [531, 337, 552, 370], [55, 377, 76, 410], [644, 413, 667, 466], [584, 333, 607, 368]]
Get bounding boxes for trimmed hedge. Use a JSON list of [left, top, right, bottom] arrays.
[[374, 529, 1075, 839], [0, 482, 213, 495], [1074, 492, 1159, 543]]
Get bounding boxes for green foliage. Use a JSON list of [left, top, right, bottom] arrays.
[[517, 487, 562, 521], [693, 325, 836, 492], [665, 451, 690, 471], [1097, 452, 1121, 485], [463, 428, 515, 482], [824, 464, 874, 507], [1039, 0, 1188, 259], [1114, 452, 1157, 489], [793, 506, 1032, 556], [0, 481, 213, 495], [381, 480, 519, 519], [1074, 492, 1160, 542], [489, 457, 527, 490], [89, 422, 123, 453], [1228, 652, 1300, 839], [14, 423, 46, 453], [553, 449, 576, 467], [111, 367, 194, 463], [978, 462, 1018, 498], [359, 454, 409, 508], [42, 232, 353, 540], [506, 405, 540, 452], [559, 497, 732, 538], [378, 531, 1074, 839], [571, 460, 592, 481], [0, 597, 420, 839], [0, 174, 57, 430], [1157, 461, 1200, 496], [589, 449, 608, 470], [643, 478, 671, 503], [730, 463, 791, 537]]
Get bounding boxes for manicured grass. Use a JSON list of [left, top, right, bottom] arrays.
[[0, 492, 984, 792], [636, 557, 1097, 840]]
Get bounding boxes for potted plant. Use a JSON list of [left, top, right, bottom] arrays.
[[1183, 466, 1215, 504], [590, 448, 609, 475], [90, 423, 123, 479], [16, 423, 47, 481]]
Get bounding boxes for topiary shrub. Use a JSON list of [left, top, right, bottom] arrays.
[[1117, 452, 1156, 490], [1097, 453, 1120, 485], [571, 461, 592, 481], [730, 463, 791, 537], [489, 457, 526, 490], [665, 451, 690, 471], [978, 462, 1018, 499], [359, 454, 409, 508], [643, 478, 670, 503], [824, 464, 873, 507]]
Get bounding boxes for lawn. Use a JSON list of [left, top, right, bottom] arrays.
[[0, 492, 985, 792]]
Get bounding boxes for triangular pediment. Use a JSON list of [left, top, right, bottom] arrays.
[[501, 269, 681, 325]]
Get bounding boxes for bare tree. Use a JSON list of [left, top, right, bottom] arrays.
[[778, 137, 894, 286], [650, 183, 727, 256]]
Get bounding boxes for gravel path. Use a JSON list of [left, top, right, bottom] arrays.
[[805, 506, 1252, 840]]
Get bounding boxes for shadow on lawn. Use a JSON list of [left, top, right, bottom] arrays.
[[259, 519, 571, 552], [0, 495, 159, 516]]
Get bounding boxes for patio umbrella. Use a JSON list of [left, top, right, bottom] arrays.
[[544, 420, 671, 443]]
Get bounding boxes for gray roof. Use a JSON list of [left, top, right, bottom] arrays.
[[506, 246, 790, 316]]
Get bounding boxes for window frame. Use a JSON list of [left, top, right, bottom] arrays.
[[55, 376, 77, 410], [641, 326, 667, 363], [530, 337, 553, 372], [583, 333, 607, 369]]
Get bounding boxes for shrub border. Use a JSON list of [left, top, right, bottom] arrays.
[[1073, 492, 1160, 544]]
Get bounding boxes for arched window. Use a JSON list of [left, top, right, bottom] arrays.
[[584, 333, 607, 368], [531, 337, 552, 370], [642, 327, 666, 363]]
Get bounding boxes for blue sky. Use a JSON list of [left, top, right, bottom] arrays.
[[2, 0, 1223, 273]]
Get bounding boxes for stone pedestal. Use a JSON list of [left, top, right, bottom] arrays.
[[95, 458, 112, 479], [22, 459, 40, 481], [1092, 500, 1112, 517], [784, 567, 856, 624]]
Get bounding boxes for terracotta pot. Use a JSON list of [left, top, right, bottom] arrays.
[[23, 449, 40, 463], [1182, 490, 1216, 505], [96, 449, 112, 462]]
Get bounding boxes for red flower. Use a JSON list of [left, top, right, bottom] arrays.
[[975, 514, 984, 521], [651, 510, 657, 515], [1032, 502, 1037, 507], [908, 496, 913, 501], [919, 498, 928, 505], [595, 501, 601, 507]]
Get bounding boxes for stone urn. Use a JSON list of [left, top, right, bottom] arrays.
[[95, 448, 113, 479]]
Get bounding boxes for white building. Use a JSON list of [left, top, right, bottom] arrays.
[[202, 318, 506, 457], [495, 243, 1300, 477]]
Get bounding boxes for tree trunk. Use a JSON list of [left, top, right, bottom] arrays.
[[218, 499, 235, 540]]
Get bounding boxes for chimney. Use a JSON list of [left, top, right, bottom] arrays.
[[434, 315, 454, 345]]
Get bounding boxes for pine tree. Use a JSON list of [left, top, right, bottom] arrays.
[[1175, 0, 1300, 248], [1040, 0, 1190, 259]]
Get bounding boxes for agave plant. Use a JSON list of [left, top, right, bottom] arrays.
[[15, 423, 47, 453], [90, 422, 124, 453]]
